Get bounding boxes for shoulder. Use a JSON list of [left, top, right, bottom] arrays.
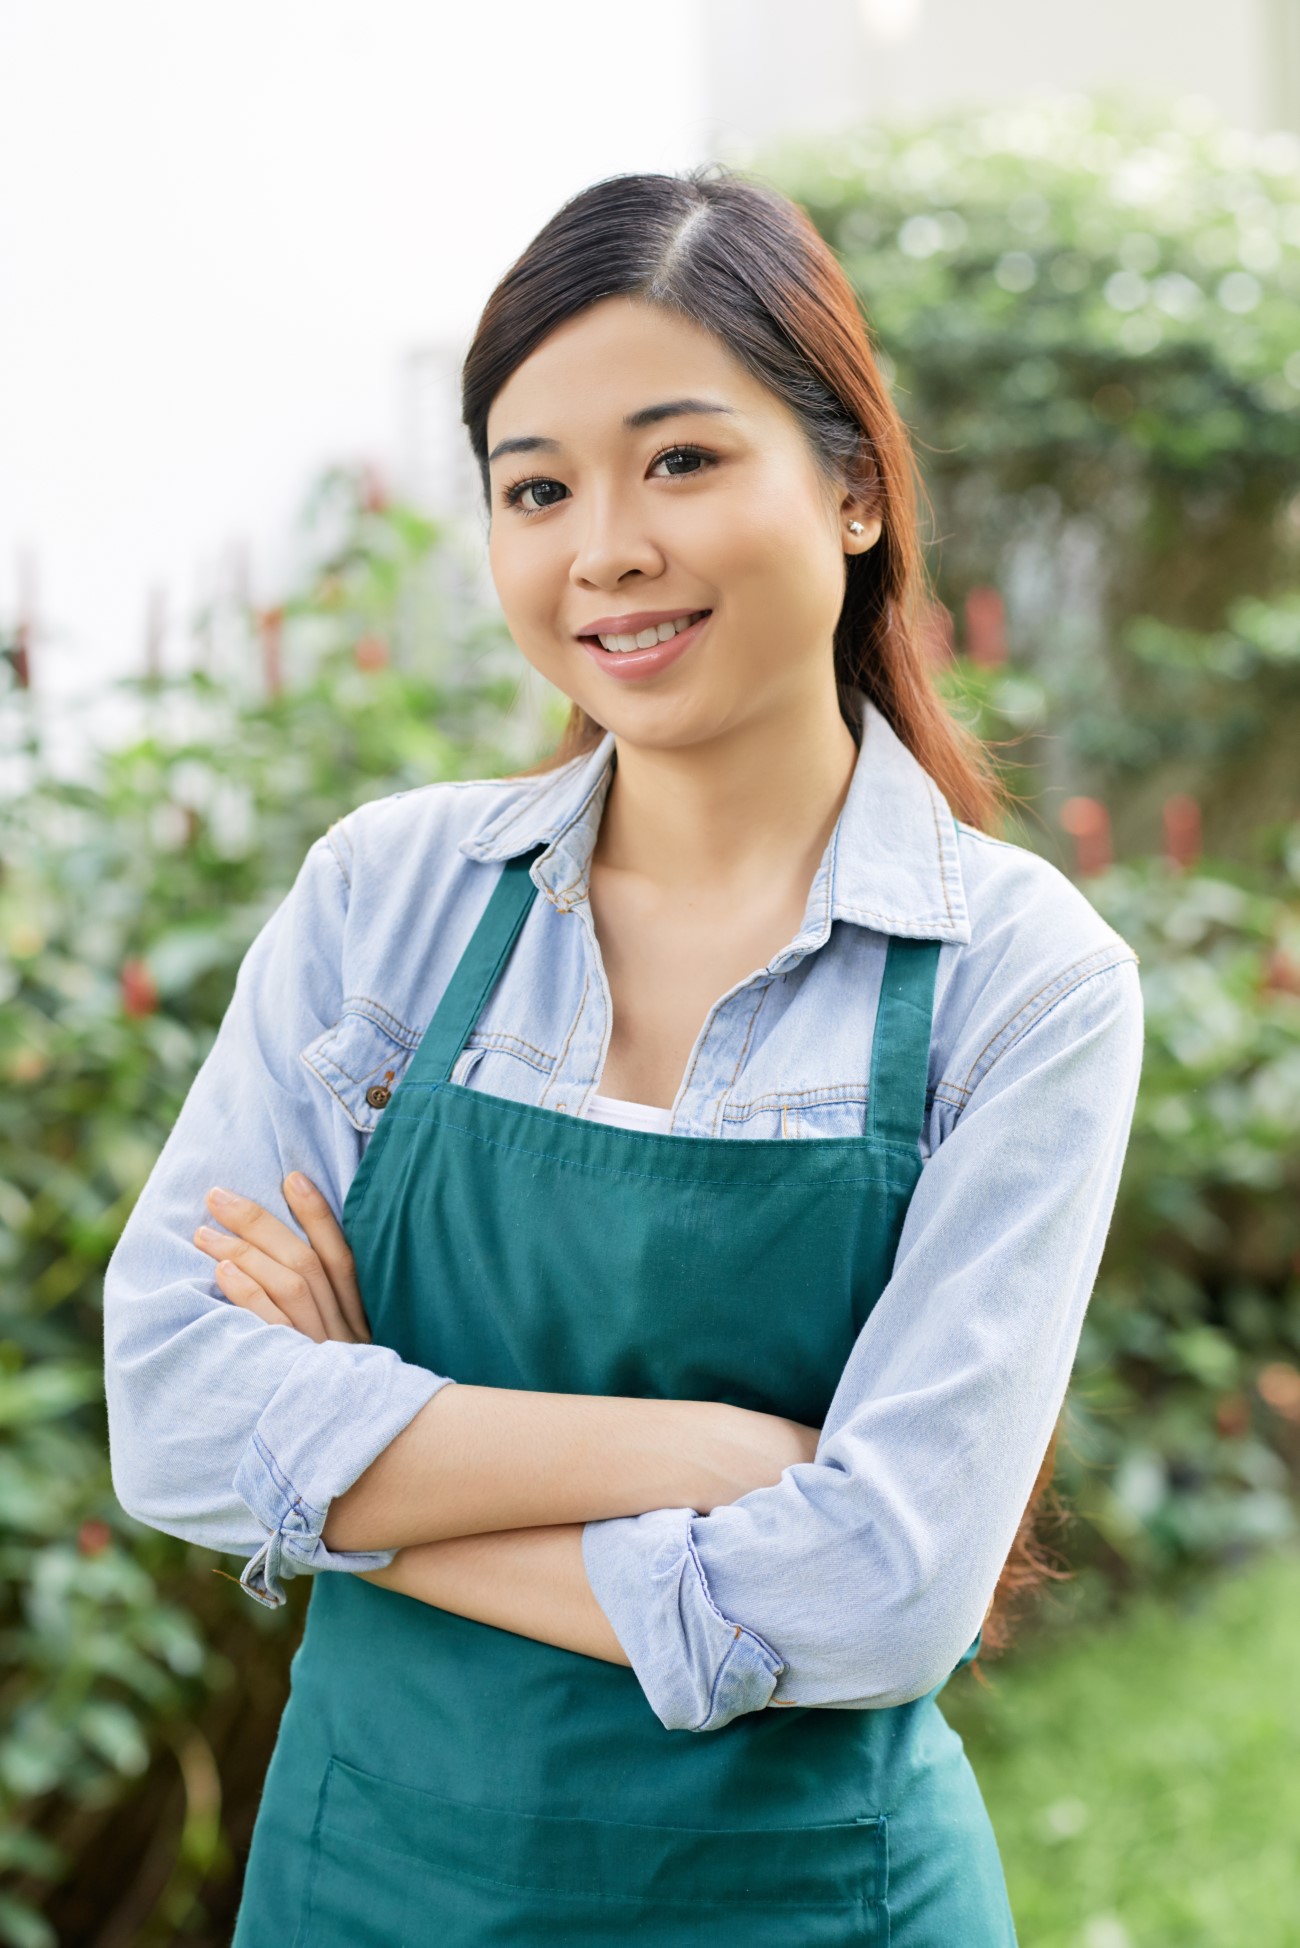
[[954, 817, 1138, 983], [293, 763, 583, 1032], [935, 818, 1143, 1103]]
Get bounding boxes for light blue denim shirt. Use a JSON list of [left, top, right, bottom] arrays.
[[103, 696, 1144, 1734]]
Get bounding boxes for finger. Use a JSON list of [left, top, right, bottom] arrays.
[[212, 1258, 305, 1336], [196, 1220, 341, 1342], [282, 1174, 371, 1343], [202, 1188, 351, 1341]]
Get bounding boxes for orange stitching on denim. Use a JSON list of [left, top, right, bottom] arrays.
[[467, 1028, 557, 1067], [726, 1082, 872, 1115], [709, 982, 772, 1137], [674, 997, 717, 1112], [298, 1060, 378, 1130], [824, 901, 957, 932], [958, 948, 1136, 1094], [541, 970, 589, 1108], [550, 865, 588, 910], [324, 820, 353, 888], [346, 995, 421, 1045]]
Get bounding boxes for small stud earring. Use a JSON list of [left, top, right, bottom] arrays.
[[847, 521, 864, 536]]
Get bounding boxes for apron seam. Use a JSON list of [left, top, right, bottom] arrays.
[[369, 1110, 919, 1189]]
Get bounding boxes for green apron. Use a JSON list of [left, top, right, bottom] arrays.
[[233, 845, 1018, 1946]]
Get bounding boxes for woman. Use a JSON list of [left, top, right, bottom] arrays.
[[104, 167, 1144, 1944]]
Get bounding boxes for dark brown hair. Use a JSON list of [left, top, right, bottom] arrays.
[[460, 163, 1061, 1655]]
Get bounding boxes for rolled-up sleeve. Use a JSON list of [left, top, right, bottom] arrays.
[[581, 954, 1145, 1731], [103, 828, 453, 1608]]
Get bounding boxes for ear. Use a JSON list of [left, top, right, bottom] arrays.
[[840, 493, 883, 553], [839, 441, 883, 552]]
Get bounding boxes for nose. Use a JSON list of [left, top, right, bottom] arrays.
[[568, 488, 664, 592]]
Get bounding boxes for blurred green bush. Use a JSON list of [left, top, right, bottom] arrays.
[[763, 89, 1300, 858]]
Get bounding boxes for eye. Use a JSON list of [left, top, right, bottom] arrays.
[[498, 444, 717, 518], [647, 443, 714, 478], [501, 475, 568, 515]]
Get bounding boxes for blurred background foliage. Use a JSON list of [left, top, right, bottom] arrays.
[[1, 93, 1298, 1947]]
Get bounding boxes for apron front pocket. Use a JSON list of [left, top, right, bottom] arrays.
[[296, 1753, 889, 1946]]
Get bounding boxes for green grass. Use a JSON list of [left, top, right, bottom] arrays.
[[942, 1549, 1300, 1947]]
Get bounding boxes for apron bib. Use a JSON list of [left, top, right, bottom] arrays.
[[233, 847, 1017, 1946]]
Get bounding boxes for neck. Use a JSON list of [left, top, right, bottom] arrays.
[[593, 686, 860, 902]]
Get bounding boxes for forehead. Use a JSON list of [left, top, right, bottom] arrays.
[[485, 296, 778, 448]]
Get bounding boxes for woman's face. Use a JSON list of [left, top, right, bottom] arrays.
[[484, 296, 879, 751]]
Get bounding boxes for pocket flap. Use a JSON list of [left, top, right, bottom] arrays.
[[306, 1754, 888, 1932], [300, 1001, 420, 1133]]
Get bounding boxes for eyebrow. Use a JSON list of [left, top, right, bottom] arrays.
[[487, 398, 739, 466]]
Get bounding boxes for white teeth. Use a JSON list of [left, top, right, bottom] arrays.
[[596, 611, 705, 653]]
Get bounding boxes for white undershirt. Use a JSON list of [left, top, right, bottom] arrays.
[[583, 1092, 676, 1134]]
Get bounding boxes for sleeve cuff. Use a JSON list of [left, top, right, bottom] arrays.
[[231, 1340, 453, 1607], [581, 1507, 785, 1732]]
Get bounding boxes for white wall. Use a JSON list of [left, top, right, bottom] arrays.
[[702, 0, 1290, 157], [0, 0, 708, 705]]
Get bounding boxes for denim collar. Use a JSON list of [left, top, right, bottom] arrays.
[[458, 695, 972, 949]]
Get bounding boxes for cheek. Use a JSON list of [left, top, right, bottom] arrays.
[[489, 535, 553, 638], [709, 517, 840, 650]]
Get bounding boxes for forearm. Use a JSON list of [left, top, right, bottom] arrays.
[[323, 1382, 704, 1553], [358, 1525, 630, 1666]]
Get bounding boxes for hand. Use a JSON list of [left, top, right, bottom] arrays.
[[193, 1174, 371, 1344]]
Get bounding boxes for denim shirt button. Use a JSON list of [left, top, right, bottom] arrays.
[[365, 1084, 392, 1109]]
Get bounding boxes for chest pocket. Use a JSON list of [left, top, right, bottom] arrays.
[[720, 1086, 872, 1141], [300, 1001, 422, 1134]]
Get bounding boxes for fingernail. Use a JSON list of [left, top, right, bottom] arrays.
[[208, 1186, 236, 1206], [195, 1225, 218, 1245], [286, 1172, 313, 1196]]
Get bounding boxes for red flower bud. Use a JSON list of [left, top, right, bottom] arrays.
[[355, 633, 389, 671], [1060, 797, 1113, 876], [120, 959, 160, 1017], [1162, 794, 1201, 870], [259, 606, 284, 699], [963, 586, 1007, 667], [78, 1520, 112, 1556], [1257, 1363, 1300, 1422], [1261, 946, 1300, 998]]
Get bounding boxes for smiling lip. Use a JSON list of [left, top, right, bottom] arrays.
[[578, 610, 712, 682], [575, 607, 711, 638]]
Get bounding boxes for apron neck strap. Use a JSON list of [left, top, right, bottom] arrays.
[[419, 848, 940, 1151], [866, 935, 941, 1151], [419, 848, 544, 1085]]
